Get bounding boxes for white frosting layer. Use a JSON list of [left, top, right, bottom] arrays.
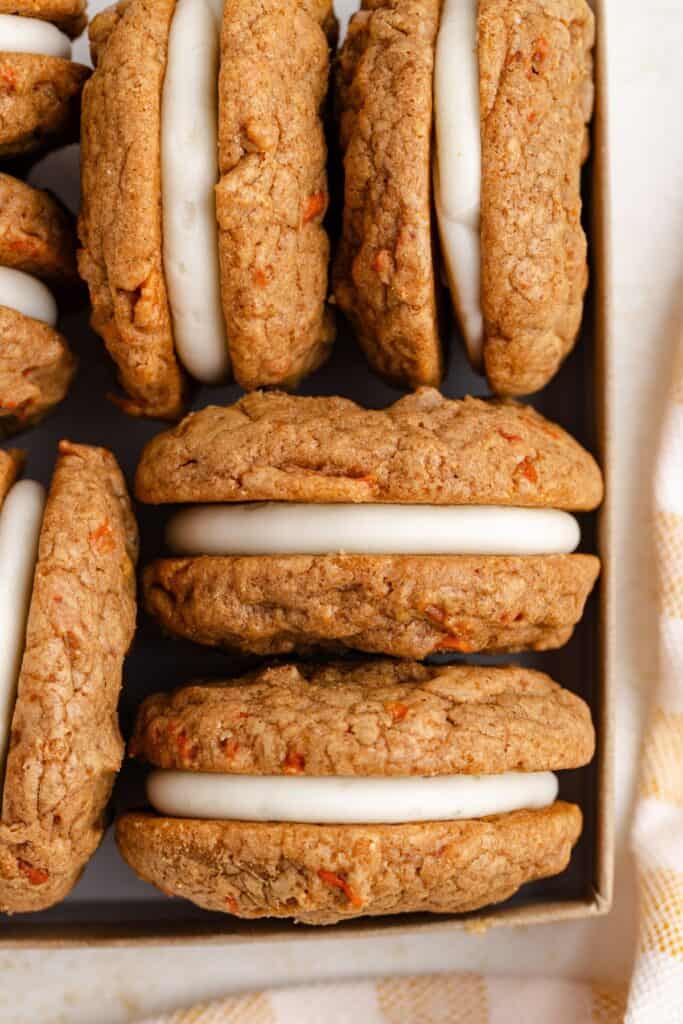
[[434, 0, 483, 368], [0, 481, 45, 776], [0, 13, 71, 59], [0, 266, 58, 326], [166, 504, 580, 557], [161, 0, 230, 383], [146, 770, 559, 824]]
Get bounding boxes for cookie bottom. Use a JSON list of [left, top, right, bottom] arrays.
[[143, 553, 600, 658], [0, 53, 88, 158], [116, 803, 582, 925]]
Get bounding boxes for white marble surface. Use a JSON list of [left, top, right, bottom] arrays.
[[1, 0, 682, 1020]]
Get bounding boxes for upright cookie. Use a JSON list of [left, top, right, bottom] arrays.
[[137, 388, 602, 658], [117, 661, 594, 924], [0, 174, 77, 437], [0, 442, 138, 913], [0, 0, 89, 158], [79, 0, 336, 419], [335, 0, 595, 395]]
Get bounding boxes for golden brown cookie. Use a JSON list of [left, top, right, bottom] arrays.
[[0, 446, 22, 503], [0, 441, 138, 914], [130, 661, 595, 777], [135, 388, 603, 509], [143, 552, 599, 658], [479, 0, 594, 395], [79, 0, 337, 418], [333, 0, 442, 388], [0, 173, 78, 286], [78, 0, 183, 420], [217, 0, 336, 389], [0, 306, 76, 438], [116, 803, 582, 925], [0, 0, 86, 37], [0, 53, 89, 160]]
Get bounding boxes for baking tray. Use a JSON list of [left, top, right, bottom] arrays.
[[0, 0, 613, 944]]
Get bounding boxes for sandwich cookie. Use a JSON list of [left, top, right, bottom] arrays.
[[0, 0, 89, 158], [137, 387, 603, 659], [78, 0, 336, 420], [117, 660, 595, 924], [0, 441, 137, 913], [334, 0, 594, 395], [0, 173, 77, 437]]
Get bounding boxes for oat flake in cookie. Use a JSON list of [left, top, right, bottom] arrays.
[[138, 388, 602, 659], [0, 0, 89, 158], [0, 174, 78, 438], [78, 0, 336, 419], [0, 442, 137, 913], [117, 661, 595, 924], [336, 0, 595, 395]]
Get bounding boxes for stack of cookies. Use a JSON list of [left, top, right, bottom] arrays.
[[0, 0, 604, 930]]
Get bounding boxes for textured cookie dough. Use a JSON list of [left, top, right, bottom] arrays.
[[0, 0, 87, 37], [78, 0, 184, 419], [0, 447, 22, 505], [0, 52, 88, 159], [130, 661, 595, 777], [0, 306, 76, 438], [334, 0, 442, 388], [0, 441, 138, 914], [479, 0, 595, 395], [0, 174, 78, 286], [136, 388, 603, 510], [116, 802, 582, 924], [217, 0, 336, 389], [143, 552, 600, 658]]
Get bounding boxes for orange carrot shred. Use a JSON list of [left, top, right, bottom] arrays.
[[318, 869, 363, 907]]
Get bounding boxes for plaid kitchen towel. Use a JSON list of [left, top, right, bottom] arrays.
[[139, 346, 683, 1024]]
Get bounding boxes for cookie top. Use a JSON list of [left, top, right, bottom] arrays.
[[0, 174, 78, 286], [0, 54, 89, 160], [130, 661, 595, 777], [0, 441, 138, 913], [136, 388, 604, 509], [0, 448, 22, 506], [0, 0, 87, 37]]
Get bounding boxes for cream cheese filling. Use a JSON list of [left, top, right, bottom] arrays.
[[0, 13, 71, 60], [0, 480, 45, 776], [146, 770, 559, 824], [166, 504, 581, 557], [434, 0, 483, 368], [0, 266, 58, 327], [160, 0, 230, 383]]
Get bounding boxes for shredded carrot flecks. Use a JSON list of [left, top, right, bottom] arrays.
[[303, 191, 326, 224], [225, 895, 239, 914], [317, 869, 363, 907], [498, 429, 523, 443], [385, 701, 409, 722], [18, 860, 49, 885], [435, 636, 476, 653], [517, 456, 538, 484], [283, 748, 305, 774], [253, 268, 268, 287], [220, 737, 240, 760], [89, 520, 115, 551]]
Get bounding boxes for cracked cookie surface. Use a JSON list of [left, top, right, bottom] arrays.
[[0, 442, 138, 914], [136, 388, 603, 510], [130, 661, 595, 777], [117, 803, 582, 924]]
